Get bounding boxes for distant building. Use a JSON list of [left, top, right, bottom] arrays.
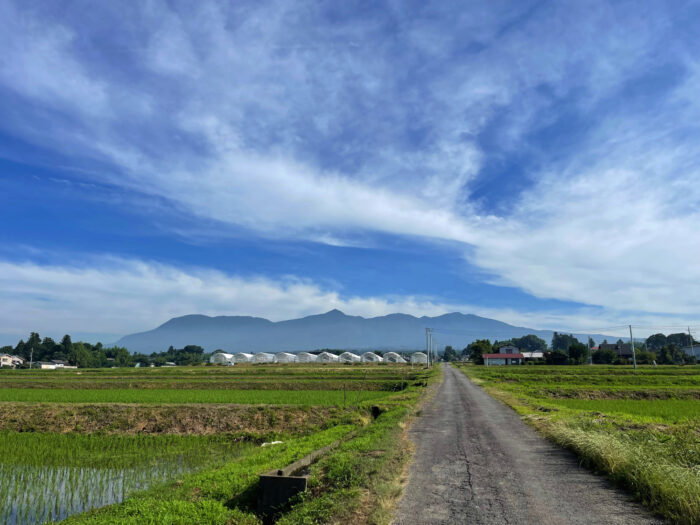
[[233, 353, 254, 363], [210, 352, 235, 365], [0, 354, 24, 368], [297, 352, 318, 362], [317, 351, 339, 362], [253, 352, 274, 363], [384, 352, 406, 364], [521, 351, 544, 360], [483, 352, 524, 365], [496, 344, 520, 354], [681, 345, 700, 359], [361, 352, 383, 363], [164, 362, 177, 367], [410, 352, 428, 364], [35, 362, 56, 370], [274, 352, 298, 363], [339, 352, 361, 363], [598, 343, 633, 358]]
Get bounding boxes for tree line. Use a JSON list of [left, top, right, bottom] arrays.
[[1, 332, 212, 368], [441, 331, 697, 365]]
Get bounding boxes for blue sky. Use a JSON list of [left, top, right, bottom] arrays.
[[1, 0, 700, 344]]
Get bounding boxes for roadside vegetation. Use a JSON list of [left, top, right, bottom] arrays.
[[0, 363, 438, 524], [456, 364, 700, 524]]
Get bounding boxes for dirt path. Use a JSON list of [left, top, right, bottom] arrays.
[[393, 364, 663, 525]]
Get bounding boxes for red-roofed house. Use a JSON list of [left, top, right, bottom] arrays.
[[483, 345, 525, 365]]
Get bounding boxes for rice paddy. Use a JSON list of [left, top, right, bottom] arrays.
[[0, 362, 432, 524], [457, 364, 700, 524], [0, 388, 392, 405], [0, 433, 251, 524]]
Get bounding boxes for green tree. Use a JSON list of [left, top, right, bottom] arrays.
[[466, 339, 491, 365], [443, 346, 460, 362], [551, 332, 580, 352], [592, 348, 616, 364], [667, 333, 693, 348], [546, 350, 568, 365], [645, 333, 667, 350], [511, 334, 547, 353], [568, 342, 589, 364], [68, 342, 92, 368]]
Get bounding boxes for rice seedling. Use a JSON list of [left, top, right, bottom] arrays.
[[0, 432, 253, 525]]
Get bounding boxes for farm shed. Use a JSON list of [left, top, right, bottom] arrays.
[[275, 352, 298, 363], [254, 352, 275, 363], [0, 354, 23, 368], [410, 352, 428, 364], [339, 352, 361, 363], [384, 352, 406, 364], [483, 353, 524, 365], [210, 352, 235, 365], [521, 351, 544, 360], [361, 352, 383, 362], [297, 352, 318, 362], [233, 353, 254, 363], [317, 351, 339, 362]]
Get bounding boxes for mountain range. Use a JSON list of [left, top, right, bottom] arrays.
[[116, 310, 603, 353]]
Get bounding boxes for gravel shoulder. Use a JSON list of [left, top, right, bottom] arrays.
[[393, 363, 664, 525]]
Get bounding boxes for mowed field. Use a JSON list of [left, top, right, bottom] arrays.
[[0, 363, 435, 525], [457, 365, 700, 524]]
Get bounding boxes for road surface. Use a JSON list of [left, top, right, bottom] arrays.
[[394, 364, 663, 525]]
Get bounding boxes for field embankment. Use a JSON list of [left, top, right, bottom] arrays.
[[456, 364, 700, 524]]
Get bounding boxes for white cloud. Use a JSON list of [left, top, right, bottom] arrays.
[[0, 257, 461, 336], [1, 257, 697, 342], [1, 0, 700, 324]]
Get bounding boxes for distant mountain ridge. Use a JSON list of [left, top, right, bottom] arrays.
[[116, 309, 600, 353]]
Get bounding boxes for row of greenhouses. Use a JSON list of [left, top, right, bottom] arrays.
[[210, 351, 428, 365]]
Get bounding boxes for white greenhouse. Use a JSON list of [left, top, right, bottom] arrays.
[[275, 352, 298, 363], [384, 352, 407, 364], [410, 352, 428, 364], [339, 351, 361, 363], [297, 352, 318, 362], [254, 352, 275, 363], [233, 352, 254, 363], [361, 352, 383, 362], [317, 351, 340, 362], [210, 352, 235, 365]]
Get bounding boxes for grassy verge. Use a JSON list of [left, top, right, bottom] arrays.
[[275, 366, 442, 525], [456, 364, 700, 525]]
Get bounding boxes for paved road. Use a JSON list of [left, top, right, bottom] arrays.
[[394, 364, 663, 525]]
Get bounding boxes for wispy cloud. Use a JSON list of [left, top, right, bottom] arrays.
[[1, 0, 699, 323]]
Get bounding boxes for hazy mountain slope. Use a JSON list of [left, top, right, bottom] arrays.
[[115, 309, 588, 353]]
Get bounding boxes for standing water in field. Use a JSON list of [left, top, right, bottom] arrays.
[[0, 432, 251, 524]]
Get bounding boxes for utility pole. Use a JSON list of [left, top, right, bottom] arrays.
[[587, 335, 593, 365], [425, 328, 431, 368], [629, 325, 637, 369], [29, 342, 33, 369], [689, 327, 695, 359]]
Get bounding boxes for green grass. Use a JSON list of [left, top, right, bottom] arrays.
[[0, 388, 393, 405], [544, 398, 700, 423], [457, 364, 700, 524]]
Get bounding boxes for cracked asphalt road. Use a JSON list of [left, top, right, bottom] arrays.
[[393, 364, 664, 525]]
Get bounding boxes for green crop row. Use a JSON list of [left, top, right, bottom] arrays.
[[0, 388, 394, 406]]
